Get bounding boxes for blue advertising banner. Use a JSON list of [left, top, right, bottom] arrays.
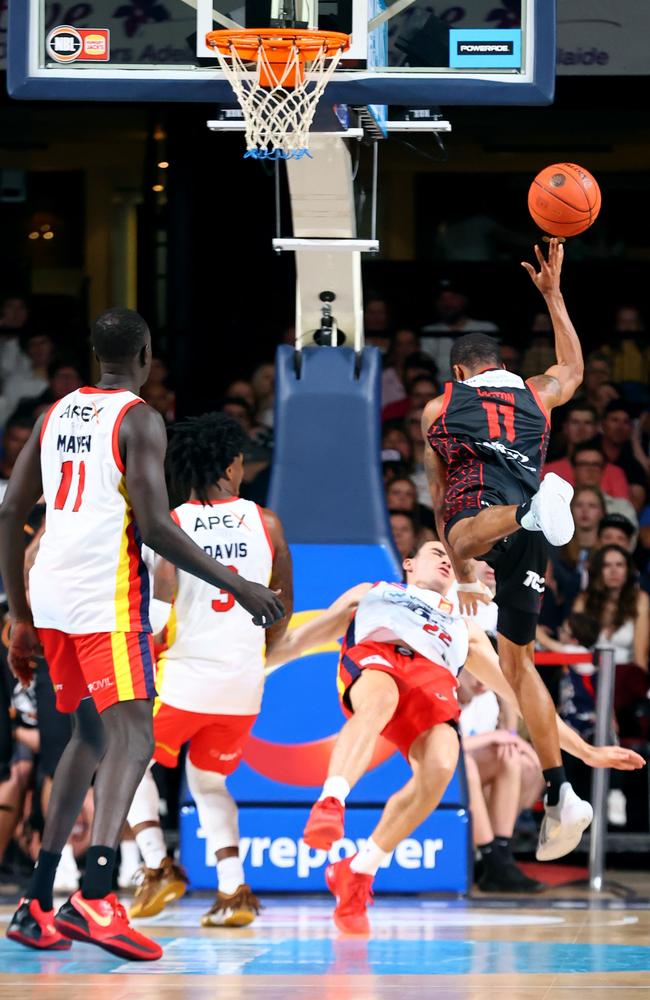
[[181, 804, 470, 893]]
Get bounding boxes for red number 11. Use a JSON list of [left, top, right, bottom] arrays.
[[481, 402, 516, 443], [54, 460, 86, 511]]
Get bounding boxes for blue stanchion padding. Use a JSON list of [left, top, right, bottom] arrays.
[[180, 804, 470, 893]]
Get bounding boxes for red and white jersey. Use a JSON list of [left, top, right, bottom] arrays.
[[29, 387, 150, 635], [158, 497, 274, 715], [344, 581, 469, 677]]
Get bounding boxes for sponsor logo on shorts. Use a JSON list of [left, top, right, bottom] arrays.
[[523, 570, 545, 593], [360, 655, 393, 668], [87, 677, 114, 693], [211, 750, 241, 762]]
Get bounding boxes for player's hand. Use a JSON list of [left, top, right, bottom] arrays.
[[457, 581, 492, 616], [8, 621, 42, 687], [582, 744, 646, 771], [521, 238, 563, 297], [231, 579, 285, 629]]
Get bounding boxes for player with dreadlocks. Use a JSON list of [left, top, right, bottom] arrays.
[[126, 411, 293, 927]]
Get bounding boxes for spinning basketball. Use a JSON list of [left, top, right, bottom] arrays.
[[528, 163, 601, 237]]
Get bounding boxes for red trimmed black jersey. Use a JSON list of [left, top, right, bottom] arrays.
[[427, 370, 550, 525]]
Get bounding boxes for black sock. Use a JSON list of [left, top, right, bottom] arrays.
[[515, 500, 531, 525], [543, 766, 567, 807], [81, 846, 116, 900], [25, 849, 61, 912], [478, 840, 500, 872], [495, 835, 512, 857]]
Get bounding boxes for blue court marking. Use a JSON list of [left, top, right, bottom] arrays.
[[2, 937, 650, 976]]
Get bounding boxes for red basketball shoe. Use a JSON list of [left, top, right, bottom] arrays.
[[6, 898, 72, 951], [54, 891, 162, 961], [303, 797, 345, 850], [325, 856, 374, 935]]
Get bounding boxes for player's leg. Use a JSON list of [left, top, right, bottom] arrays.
[[467, 747, 543, 893], [447, 471, 575, 561], [51, 632, 162, 961], [303, 668, 400, 849], [186, 715, 259, 927], [325, 722, 458, 934]]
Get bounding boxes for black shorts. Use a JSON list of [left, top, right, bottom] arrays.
[[445, 468, 532, 535]]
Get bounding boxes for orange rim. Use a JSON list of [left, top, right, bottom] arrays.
[[206, 27, 350, 63]]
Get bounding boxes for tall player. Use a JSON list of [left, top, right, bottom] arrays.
[[126, 412, 293, 928], [423, 239, 589, 860], [0, 309, 284, 959], [267, 541, 643, 934]]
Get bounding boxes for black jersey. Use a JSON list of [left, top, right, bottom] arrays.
[[427, 371, 550, 524]]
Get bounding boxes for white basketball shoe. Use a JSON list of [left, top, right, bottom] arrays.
[[525, 473, 575, 547], [536, 783, 593, 861]]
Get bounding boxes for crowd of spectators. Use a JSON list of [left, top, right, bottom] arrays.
[[1, 284, 650, 895]]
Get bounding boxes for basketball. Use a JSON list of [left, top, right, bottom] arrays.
[[528, 162, 601, 237]]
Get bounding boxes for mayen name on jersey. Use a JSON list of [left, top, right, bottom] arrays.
[[56, 433, 92, 453]]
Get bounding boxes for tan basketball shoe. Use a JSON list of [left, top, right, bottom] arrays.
[[129, 857, 189, 919], [201, 884, 261, 927]]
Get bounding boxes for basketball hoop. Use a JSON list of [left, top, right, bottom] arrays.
[[206, 28, 350, 160]]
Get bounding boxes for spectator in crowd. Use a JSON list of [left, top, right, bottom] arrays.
[[402, 405, 431, 508], [251, 362, 275, 428], [544, 401, 598, 466], [381, 448, 409, 487], [381, 330, 421, 407], [382, 423, 414, 472], [0, 416, 34, 503], [141, 356, 176, 423], [574, 546, 649, 672], [385, 476, 436, 545], [579, 352, 612, 410], [363, 294, 393, 354], [567, 441, 637, 524], [11, 360, 84, 423], [420, 286, 498, 381], [0, 332, 55, 428], [458, 671, 544, 893], [389, 510, 417, 559], [219, 395, 272, 502], [520, 311, 555, 380], [549, 486, 607, 616], [597, 400, 648, 512], [593, 382, 621, 418], [382, 359, 439, 423], [601, 305, 650, 389], [499, 343, 522, 375], [597, 513, 636, 553], [225, 379, 256, 412], [0, 295, 32, 389]]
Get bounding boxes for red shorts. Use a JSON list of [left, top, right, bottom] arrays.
[[338, 640, 460, 758], [152, 702, 257, 774], [37, 629, 156, 714]]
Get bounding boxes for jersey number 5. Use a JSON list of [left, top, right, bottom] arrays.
[[211, 565, 238, 613], [481, 401, 515, 443], [54, 460, 86, 511]]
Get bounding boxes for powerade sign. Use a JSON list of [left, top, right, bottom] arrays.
[[181, 805, 470, 892], [450, 29, 521, 68]]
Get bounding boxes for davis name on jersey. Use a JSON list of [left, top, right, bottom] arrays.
[[347, 581, 469, 676], [29, 388, 150, 635], [157, 497, 274, 715]]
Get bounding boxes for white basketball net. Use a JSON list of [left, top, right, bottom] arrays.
[[212, 39, 347, 160]]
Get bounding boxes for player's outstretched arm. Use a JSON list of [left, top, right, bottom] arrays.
[[120, 404, 284, 629], [260, 508, 294, 654], [465, 622, 645, 771], [0, 417, 45, 683], [265, 583, 372, 669], [522, 239, 584, 409]]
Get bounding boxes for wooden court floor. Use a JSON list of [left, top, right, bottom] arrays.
[[1, 877, 650, 999]]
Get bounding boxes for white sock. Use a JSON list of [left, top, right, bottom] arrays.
[[217, 855, 245, 896], [135, 825, 167, 870], [319, 776, 350, 806], [350, 837, 388, 876], [119, 839, 141, 874]]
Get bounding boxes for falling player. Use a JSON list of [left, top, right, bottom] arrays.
[[126, 412, 293, 927], [423, 239, 592, 859], [267, 541, 644, 933], [0, 308, 284, 959]]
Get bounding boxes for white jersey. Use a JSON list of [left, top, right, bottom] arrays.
[[29, 387, 150, 634], [158, 497, 274, 715], [347, 581, 469, 677], [446, 582, 499, 634]]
